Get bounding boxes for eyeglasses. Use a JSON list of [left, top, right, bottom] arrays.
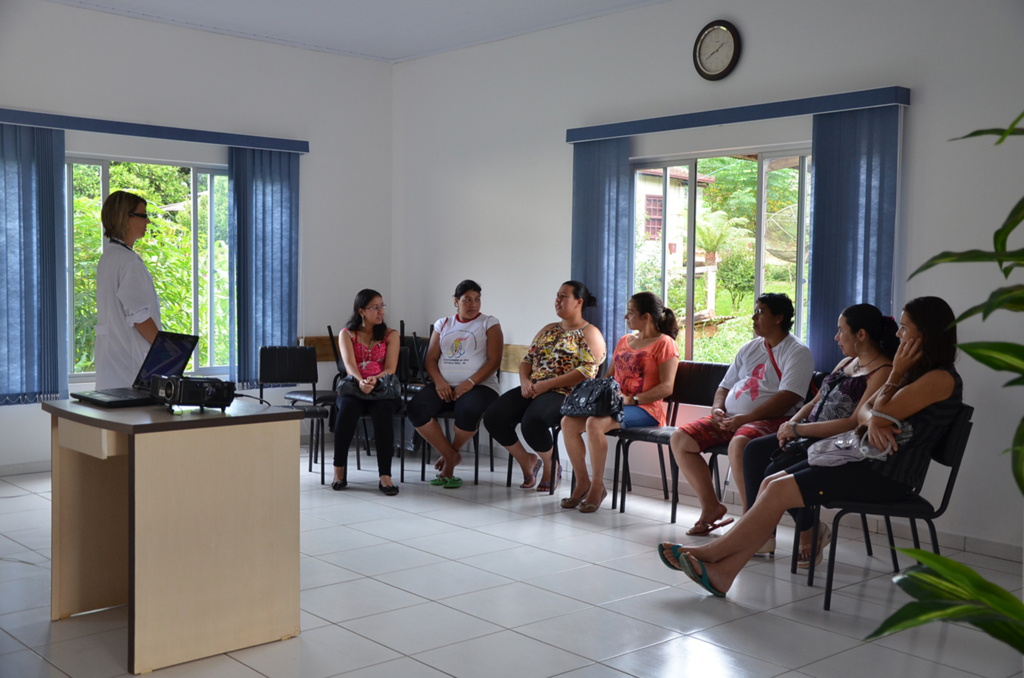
[[364, 304, 386, 312], [129, 212, 151, 220]]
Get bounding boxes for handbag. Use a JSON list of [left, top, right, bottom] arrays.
[[560, 377, 624, 422], [336, 372, 401, 401], [807, 412, 914, 467], [769, 436, 814, 468]]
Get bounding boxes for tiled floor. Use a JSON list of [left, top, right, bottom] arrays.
[[0, 453, 1020, 678]]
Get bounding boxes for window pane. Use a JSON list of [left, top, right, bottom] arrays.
[[763, 156, 801, 327], [633, 170, 664, 307], [693, 156, 756, 363], [212, 174, 231, 367], [197, 173, 211, 367], [663, 166, 688, 357], [72, 163, 102, 373]]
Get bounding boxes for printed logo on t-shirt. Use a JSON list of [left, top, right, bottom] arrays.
[[443, 333, 476, 364], [732, 363, 766, 401]]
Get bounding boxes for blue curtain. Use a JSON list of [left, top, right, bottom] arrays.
[[229, 148, 300, 388], [807, 105, 901, 371], [570, 138, 631, 356], [0, 124, 67, 404]]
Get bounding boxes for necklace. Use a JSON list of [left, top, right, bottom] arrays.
[[857, 352, 883, 371]]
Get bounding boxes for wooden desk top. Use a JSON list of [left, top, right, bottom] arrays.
[[42, 398, 304, 435]]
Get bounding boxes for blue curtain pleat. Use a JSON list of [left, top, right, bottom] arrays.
[[808, 105, 901, 371], [229, 147, 300, 388], [570, 138, 631, 357], [0, 123, 67, 404]]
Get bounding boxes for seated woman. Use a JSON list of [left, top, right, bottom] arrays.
[[332, 289, 401, 495], [407, 280, 504, 489], [561, 292, 679, 512], [658, 296, 962, 597], [742, 303, 898, 562], [484, 281, 605, 491]]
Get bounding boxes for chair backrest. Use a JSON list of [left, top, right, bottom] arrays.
[[407, 332, 430, 383], [258, 346, 319, 399], [807, 370, 828, 402], [930, 403, 973, 516], [671, 360, 730, 407], [326, 325, 347, 376]]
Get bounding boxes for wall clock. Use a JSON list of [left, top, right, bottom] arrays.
[[693, 20, 741, 81]]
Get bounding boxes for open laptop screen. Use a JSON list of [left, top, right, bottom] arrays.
[[133, 332, 200, 391]]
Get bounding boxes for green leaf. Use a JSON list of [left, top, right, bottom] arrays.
[[866, 600, 1003, 640], [952, 127, 1024, 142], [1004, 376, 1024, 387], [909, 248, 1024, 279], [1000, 109, 1024, 144], [994, 195, 1024, 253], [896, 550, 1024, 617], [1013, 420, 1024, 494], [954, 286, 1024, 325], [959, 342, 1024, 376]]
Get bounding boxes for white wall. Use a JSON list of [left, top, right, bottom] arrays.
[[0, 0, 391, 470], [391, 0, 1024, 548]]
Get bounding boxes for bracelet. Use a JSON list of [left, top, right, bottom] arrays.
[[467, 378, 475, 386], [879, 381, 899, 393], [793, 423, 800, 436], [869, 409, 902, 426]]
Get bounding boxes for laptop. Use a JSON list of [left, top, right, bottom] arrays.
[[73, 331, 200, 408]]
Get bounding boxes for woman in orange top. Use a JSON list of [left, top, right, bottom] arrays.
[[560, 292, 679, 512]]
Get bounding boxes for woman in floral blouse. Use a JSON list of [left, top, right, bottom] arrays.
[[484, 281, 605, 491]]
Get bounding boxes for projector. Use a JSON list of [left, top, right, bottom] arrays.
[[151, 376, 236, 412]]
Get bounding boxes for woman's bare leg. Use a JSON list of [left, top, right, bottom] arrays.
[[560, 416, 590, 502], [670, 429, 728, 525], [726, 435, 752, 512], [583, 416, 620, 505], [415, 420, 462, 477], [504, 440, 540, 484]]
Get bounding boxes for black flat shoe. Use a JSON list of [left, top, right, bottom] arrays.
[[378, 482, 399, 496], [331, 478, 348, 491]]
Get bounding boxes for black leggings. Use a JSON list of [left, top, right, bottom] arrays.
[[743, 432, 785, 509], [484, 389, 565, 452], [333, 395, 397, 477], [406, 383, 499, 431]]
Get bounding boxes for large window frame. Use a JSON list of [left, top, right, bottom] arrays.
[[630, 145, 812, 360], [65, 155, 231, 381]]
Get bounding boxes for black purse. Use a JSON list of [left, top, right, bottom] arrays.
[[336, 373, 401, 401], [559, 377, 624, 422], [769, 437, 815, 468]]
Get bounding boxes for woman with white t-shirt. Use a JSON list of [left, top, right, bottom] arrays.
[[407, 280, 504, 488], [94, 191, 162, 389]]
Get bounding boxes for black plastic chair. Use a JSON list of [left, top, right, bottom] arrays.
[[504, 423, 562, 495], [609, 360, 729, 520], [705, 370, 828, 501], [799, 404, 974, 610], [258, 346, 331, 485]]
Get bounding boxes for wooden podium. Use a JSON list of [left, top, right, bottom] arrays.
[[42, 398, 304, 674]]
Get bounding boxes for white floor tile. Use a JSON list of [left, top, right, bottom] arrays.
[[300, 610, 332, 632], [340, 601, 501, 655], [137, 654, 265, 678], [0, 649, 69, 678], [300, 556, 364, 590], [302, 502, 411, 526], [692, 613, 863, 670], [602, 586, 757, 635], [0, 550, 50, 583], [473, 517, 594, 545], [0, 480, 31, 497], [0, 534, 34, 556], [402, 527, 519, 560], [552, 664, 634, 678], [798, 643, 981, 678], [347, 515, 464, 542], [767, 588, 900, 640], [526, 565, 667, 606], [35, 627, 127, 678], [0, 575, 51, 616], [315, 542, 446, 577], [0, 494, 51, 514], [441, 582, 592, 629], [515, 606, 679, 661], [412, 630, 590, 678], [375, 560, 513, 600], [0, 606, 127, 649], [4, 527, 52, 552], [604, 635, 789, 678], [683, 569, 821, 611], [419, 505, 525, 528], [533, 532, 651, 563], [873, 618, 1023, 678], [2, 473, 52, 494], [299, 525, 388, 556], [229, 624, 400, 678], [947, 550, 1023, 577], [0, 508, 50, 533], [0, 628, 26, 656], [328, 656, 452, 678], [299, 579, 427, 623], [458, 544, 588, 580]]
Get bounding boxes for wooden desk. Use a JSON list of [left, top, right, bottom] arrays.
[[42, 399, 305, 674]]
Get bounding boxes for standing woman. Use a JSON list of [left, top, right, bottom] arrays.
[[407, 280, 504, 488], [95, 191, 162, 389], [484, 281, 606, 491], [333, 289, 401, 495], [561, 292, 679, 512]]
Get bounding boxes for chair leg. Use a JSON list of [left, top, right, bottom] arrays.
[[657, 444, 669, 500], [909, 519, 921, 550], [506, 447, 514, 487], [489, 434, 495, 473], [473, 432, 480, 485], [400, 417, 406, 483], [884, 516, 900, 572], [860, 514, 873, 557], [806, 505, 821, 586], [355, 423, 362, 470], [619, 447, 630, 513], [548, 434, 559, 496], [926, 520, 941, 555], [308, 420, 314, 473], [823, 511, 845, 611], [669, 453, 679, 524], [710, 454, 722, 501], [363, 419, 373, 456], [790, 514, 802, 576], [420, 434, 428, 482], [319, 419, 326, 486], [611, 440, 621, 510]]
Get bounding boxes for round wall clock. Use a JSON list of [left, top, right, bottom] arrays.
[[693, 20, 741, 81]]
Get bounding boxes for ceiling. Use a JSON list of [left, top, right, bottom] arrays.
[[46, 0, 671, 62]]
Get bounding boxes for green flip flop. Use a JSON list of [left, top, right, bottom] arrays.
[[442, 476, 463, 489], [677, 551, 726, 598], [429, 474, 447, 486]]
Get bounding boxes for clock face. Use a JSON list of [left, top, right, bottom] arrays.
[[694, 20, 741, 81]]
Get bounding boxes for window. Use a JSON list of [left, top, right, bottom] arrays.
[[66, 159, 232, 377], [632, 150, 811, 363]]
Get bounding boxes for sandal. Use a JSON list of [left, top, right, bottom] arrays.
[[442, 476, 463, 489], [537, 462, 561, 493], [677, 552, 726, 598], [797, 523, 831, 569], [429, 474, 447, 486], [578, 487, 607, 513], [685, 517, 734, 536], [657, 542, 687, 571], [519, 457, 542, 489]]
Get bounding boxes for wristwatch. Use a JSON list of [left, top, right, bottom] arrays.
[[632, 395, 640, 405]]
